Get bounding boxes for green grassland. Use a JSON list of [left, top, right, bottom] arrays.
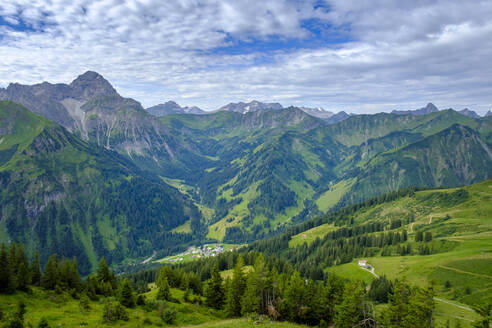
[[0, 286, 308, 328], [312, 178, 492, 327], [315, 179, 355, 212], [289, 223, 337, 247]]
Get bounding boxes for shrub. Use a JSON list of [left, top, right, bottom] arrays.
[[102, 300, 129, 322], [161, 305, 177, 324], [38, 317, 50, 328]]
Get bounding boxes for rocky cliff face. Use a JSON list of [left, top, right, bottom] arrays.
[[0, 72, 197, 173]]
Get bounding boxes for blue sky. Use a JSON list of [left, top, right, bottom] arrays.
[[1, 0, 491, 114]]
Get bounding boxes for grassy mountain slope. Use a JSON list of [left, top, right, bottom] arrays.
[[338, 124, 492, 207], [3, 73, 491, 245], [0, 286, 308, 328], [0, 101, 202, 274], [251, 177, 492, 317]]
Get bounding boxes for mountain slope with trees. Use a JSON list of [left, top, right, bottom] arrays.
[[0, 101, 202, 274]]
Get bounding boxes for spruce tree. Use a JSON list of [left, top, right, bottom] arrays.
[[334, 280, 366, 328], [67, 258, 81, 291], [16, 261, 30, 291], [41, 254, 59, 290], [225, 255, 245, 317], [0, 244, 15, 294], [283, 271, 309, 322], [405, 284, 435, 328], [31, 252, 41, 286], [96, 258, 116, 295], [241, 269, 260, 315], [156, 276, 170, 301], [205, 263, 225, 309], [384, 278, 411, 328], [119, 278, 136, 308]]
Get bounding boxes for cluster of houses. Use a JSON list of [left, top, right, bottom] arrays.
[[165, 244, 225, 263]]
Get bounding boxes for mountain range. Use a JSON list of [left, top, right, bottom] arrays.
[[1, 71, 491, 271], [146, 101, 205, 116]]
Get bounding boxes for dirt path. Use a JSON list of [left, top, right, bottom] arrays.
[[141, 250, 156, 264], [438, 265, 492, 279], [360, 264, 379, 278], [434, 297, 474, 312]]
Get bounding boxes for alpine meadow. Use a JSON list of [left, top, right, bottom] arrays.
[[1, 1, 492, 328]]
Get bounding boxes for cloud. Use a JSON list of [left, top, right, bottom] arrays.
[[0, 0, 491, 114]]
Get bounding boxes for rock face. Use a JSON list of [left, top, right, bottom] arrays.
[[325, 111, 351, 124], [298, 107, 334, 119], [458, 108, 480, 119], [146, 101, 204, 116], [392, 103, 439, 116], [219, 100, 283, 113], [0, 71, 195, 171]]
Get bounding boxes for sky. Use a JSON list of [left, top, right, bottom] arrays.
[[1, 0, 492, 114]]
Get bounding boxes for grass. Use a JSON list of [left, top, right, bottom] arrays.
[[0, 287, 308, 328], [321, 178, 492, 327], [289, 223, 336, 247], [315, 178, 355, 212]]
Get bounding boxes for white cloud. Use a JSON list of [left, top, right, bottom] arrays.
[[0, 0, 491, 114]]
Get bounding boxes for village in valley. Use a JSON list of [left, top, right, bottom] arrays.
[[155, 243, 240, 264]]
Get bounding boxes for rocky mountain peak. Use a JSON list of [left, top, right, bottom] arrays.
[[458, 108, 480, 119], [146, 100, 204, 116], [391, 103, 439, 116], [69, 71, 118, 100], [219, 100, 283, 114]]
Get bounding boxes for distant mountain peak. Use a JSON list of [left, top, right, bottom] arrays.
[[485, 110, 492, 117], [458, 108, 480, 119], [69, 71, 118, 99], [146, 100, 204, 116], [298, 106, 334, 119], [425, 102, 438, 111], [219, 100, 283, 114], [391, 103, 439, 116]]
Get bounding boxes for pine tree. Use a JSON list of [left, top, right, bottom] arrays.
[[317, 273, 345, 325], [119, 278, 136, 308], [205, 263, 225, 309], [96, 258, 116, 295], [225, 255, 245, 317], [334, 280, 366, 328], [70, 258, 82, 291], [41, 254, 59, 290], [405, 284, 435, 328], [156, 276, 170, 301], [384, 278, 411, 328], [16, 261, 30, 291], [283, 271, 309, 322], [31, 252, 41, 286], [0, 244, 15, 294]]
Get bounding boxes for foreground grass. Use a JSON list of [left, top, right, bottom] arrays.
[[0, 287, 308, 328]]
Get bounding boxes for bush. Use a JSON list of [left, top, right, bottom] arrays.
[[79, 295, 91, 313], [136, 294, 146, 306], [143, 299, 165, 312], [161, 305, 177, 324], [102, 300, 129, 322], [38, 317, 50, 328]]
